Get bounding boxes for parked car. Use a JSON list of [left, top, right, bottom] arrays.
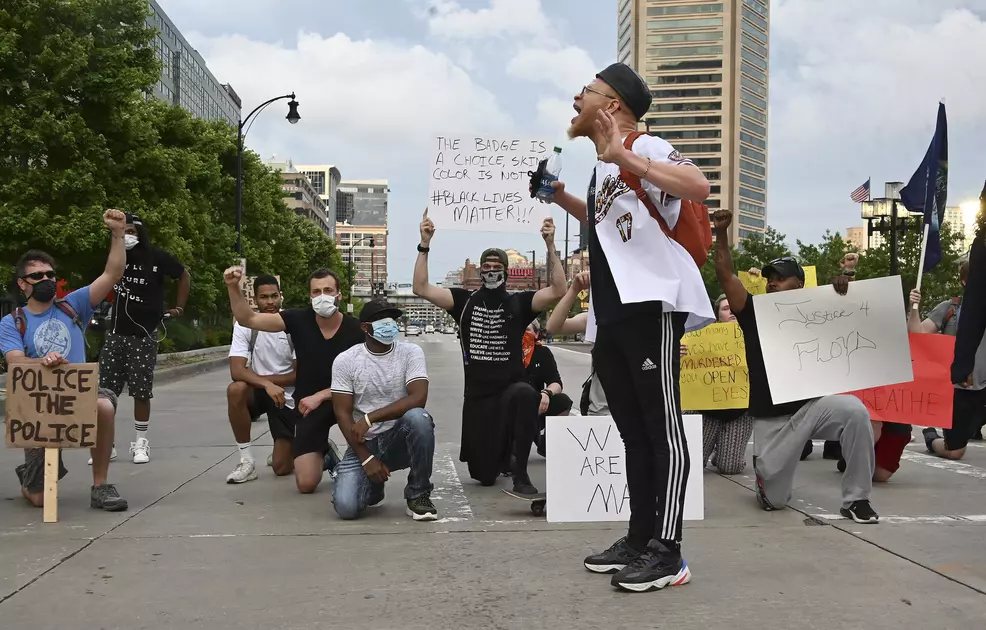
[[425, 324, 435, 334], [406, 325, 422, 336]]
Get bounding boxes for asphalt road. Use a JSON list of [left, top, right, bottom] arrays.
[[1, 333, 985, 629]]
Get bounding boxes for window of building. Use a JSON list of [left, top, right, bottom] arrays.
[[619, 38, 632, 60], [740, 158, 766, 176], [739, 228, 760, 239], [741, 89, 767, 110], [647, 3, 723, 16], [676, 143, 721, 154], [648, 58, 723, 72], [706, 199, 721, 208], [703, 170, 721, 180], [659, 128, 722, 140], [619, 0, 631, 14], [692, 157, 722, 167], [740, 117, 766, 137], [741, 76, 767, 97], [650, 73, 722, 85], [740, 201, 765, 216], [742, 60, 767, 84], [740, 131, 766, 149], [742, 7, 769, 32], [648, 45, 723, 58], [740, 145, 766, 162], [647, 17, 724, 30], [647, 31, 722, 44], [741, 48, 767, 71], [741, 22, 767, 48], [740, 187, 766, 203], [652, 101, 721, 113], [652, 87, 722, 99], [741, 103, 766, 123], [739, 214, 766, 229], [709, 185, 721, 195], [647, 115, 722, 127], [743, 0, 768, 17], [739, 173, 766, 189]]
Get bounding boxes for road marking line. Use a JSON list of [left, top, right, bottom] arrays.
[[814, 513, 986, 524], [431, 449, 473, 522], [898, 450, 986, 480]]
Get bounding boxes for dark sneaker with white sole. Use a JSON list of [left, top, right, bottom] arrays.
[[91, 484, 128, 512], [840, 500, 879, 524], [611, 541, 692, 592], [406, 494, 438, 521], [584, 536, 644, 574]]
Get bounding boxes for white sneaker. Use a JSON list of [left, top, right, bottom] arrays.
[[226, 459, 258, 484], [88, 447, 118, 466], [266, 452, 274, 467], [130, 438, 150, 464]]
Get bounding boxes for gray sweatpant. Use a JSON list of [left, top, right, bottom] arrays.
[[752, 395, 874, 510]]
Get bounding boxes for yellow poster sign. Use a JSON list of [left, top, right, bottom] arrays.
[[680, 323, 749, 410], [739, 266, 817, 296]]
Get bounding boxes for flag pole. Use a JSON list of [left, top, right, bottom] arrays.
[[913, 222, 931, 310]]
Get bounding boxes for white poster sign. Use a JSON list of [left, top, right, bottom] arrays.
[[428, 135, 550, 233], [752, 276, 913, 404], [545, 414, 703, 523]]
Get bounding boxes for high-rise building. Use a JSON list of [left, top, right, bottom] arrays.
[[337, 189, 355, 224], [145, 0, 241, 127], [295, 164, 341, 237], [337, 225, 388, 298], [338, 180, 389, 227], [621, 0, 769, 243], [266, 159, 330, 235], [844, 227, 867, 253]]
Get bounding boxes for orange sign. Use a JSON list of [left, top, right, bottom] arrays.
[[848, 333, 954, 429]]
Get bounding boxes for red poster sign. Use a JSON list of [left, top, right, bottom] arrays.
[[848, 333, 954, 429]]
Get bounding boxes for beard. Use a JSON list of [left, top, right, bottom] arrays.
[[567, 108, 592, 139]]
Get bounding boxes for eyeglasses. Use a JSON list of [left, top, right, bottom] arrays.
[[21, 271, 56, 281], [581, 85, 617, 99]]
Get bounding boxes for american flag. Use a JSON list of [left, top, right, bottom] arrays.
[[850, 178, 871, 203]]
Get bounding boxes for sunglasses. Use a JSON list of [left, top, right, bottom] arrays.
[[21, 271, 56, 281], [581, 85, 617, 99]]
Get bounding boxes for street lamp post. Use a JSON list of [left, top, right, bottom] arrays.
[[529, 250, 540, 289], [236, 93, 300, 255], [861, 187, 921, 276], [347, 236, 375, 307]]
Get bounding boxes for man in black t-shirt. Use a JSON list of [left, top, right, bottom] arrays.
[[523, 320, 573, 457], [99, 213, 190, 465], [712, 209, 879, 525], [224, 266, 363, 494], [412, 209, 566, 493]]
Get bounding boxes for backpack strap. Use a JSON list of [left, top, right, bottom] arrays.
[[13, 307, 27, 351], [618, 132, 674, 238], [248, 328, 259, 354], [11, 299, 88, 353], [941, 296, 962, 333]]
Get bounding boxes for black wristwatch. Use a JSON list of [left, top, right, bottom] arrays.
[[417, 244, 430, 253]]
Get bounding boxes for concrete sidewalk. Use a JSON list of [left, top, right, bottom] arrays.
[[1, 334, 984, 629]]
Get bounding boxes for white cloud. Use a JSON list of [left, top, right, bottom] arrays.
[[419, 0, 552, 40], [506, 46, 598, 94]]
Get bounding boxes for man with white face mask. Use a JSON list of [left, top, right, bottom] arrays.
[[413, 209, 566, 493], [224, 266, 363, 494], [330, 300, 436, 521]]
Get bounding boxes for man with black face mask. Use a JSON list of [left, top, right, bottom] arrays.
[[413, 209, 566, 493]]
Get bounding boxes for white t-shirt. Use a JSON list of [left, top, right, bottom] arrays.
[[331, 341, 429, 438], [589, 133, 715, 333], [229, 322, 297, 408]]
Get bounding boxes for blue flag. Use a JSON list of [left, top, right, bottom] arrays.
[[900, 103, 948, 272]]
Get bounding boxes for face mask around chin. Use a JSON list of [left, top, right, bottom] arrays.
[[311, 294, 339, 317], [481, 270, 505, 289]]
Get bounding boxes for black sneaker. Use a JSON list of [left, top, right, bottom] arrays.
[[922, 427, 940, 453], [822, 440, 842, 460], [91, 484, 128, 512], [837, 458, 847, 473], [368, 485, 385, 508], [583, 536, 644, 574], [512, 473, 539, 496], [610, 541, 692, 592], [800, 441, 813, 461], [840, 500, 879, 524], [406, 494, 438, 521]]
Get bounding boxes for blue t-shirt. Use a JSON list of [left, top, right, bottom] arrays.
[[0, 287, 94, 363]]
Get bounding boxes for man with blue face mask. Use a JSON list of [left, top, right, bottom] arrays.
[[330, 300, 437, 521]]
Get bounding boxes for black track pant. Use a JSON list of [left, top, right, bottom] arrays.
[[462, 382, 540, 485], [593, 310, 689, 547]]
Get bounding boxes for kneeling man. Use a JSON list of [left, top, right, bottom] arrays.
[[332, 300, 438, 521]]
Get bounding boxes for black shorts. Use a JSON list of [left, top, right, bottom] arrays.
[[292, 399, 336, 459], [99, 332, 158, 399], [945, 388, 986, 451], [251, 388, 299, 443]]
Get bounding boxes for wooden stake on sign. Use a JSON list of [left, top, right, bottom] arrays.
[[44, 448, 58, 523]]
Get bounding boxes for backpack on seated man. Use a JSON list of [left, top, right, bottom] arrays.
[[619, 131, 713, 267]]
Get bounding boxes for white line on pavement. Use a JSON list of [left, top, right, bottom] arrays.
[[814, 513, 986, 524], [898, 450, 986, 480], [431, 449, 474, 523]]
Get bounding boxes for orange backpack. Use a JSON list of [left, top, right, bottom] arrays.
[[619, 131, 713, 267]]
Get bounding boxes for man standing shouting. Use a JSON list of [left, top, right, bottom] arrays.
[[546, 63, 714, 593], [413, 211, 565, 494]]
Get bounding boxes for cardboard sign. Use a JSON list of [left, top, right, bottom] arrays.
[[752, 276, 913, 404], [545, 414, 703, 523], [428, 135, 550, 233], [5, 363, 99, 448], [240, 274, 281, 310], [681, 323, 749, 410], [848, 333, 955, 428]]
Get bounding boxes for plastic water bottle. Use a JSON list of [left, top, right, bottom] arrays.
[[536, 147, 563, 203]]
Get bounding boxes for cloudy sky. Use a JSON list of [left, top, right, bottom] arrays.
[[160, 0, 986, 283]]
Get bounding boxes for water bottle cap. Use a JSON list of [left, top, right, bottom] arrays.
[[553, 146, 562, 153]]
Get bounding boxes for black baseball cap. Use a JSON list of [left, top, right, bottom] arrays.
[[360, 299, 402, 323], [762, 257, 806, 282], [125, 213, 143, 225]]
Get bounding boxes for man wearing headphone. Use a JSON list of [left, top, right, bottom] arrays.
[[97, 213, 190, 465]]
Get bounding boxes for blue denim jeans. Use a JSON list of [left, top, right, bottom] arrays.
[[333, 408, 435, 520]]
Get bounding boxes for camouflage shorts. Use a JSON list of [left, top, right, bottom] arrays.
[[15, 388, 117, 494]]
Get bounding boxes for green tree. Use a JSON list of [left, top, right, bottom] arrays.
[[797, 231, 858, 285]]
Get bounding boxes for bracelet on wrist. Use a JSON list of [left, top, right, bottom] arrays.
[[417, 244, 430, 253], [361, 454, 375, 467], [364, 414, 372, 428]]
